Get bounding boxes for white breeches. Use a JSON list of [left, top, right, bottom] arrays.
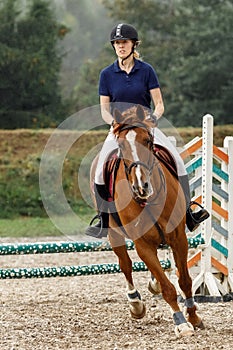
[[94, 127, 187, 184]]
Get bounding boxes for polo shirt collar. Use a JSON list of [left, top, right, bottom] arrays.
[[113, 59, 141, 73]]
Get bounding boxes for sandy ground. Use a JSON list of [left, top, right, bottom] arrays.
[[0, 238, 233, 350]]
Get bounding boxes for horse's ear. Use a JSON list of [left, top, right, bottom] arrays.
[[113, 108, 123, 123], [136, 105, 146, 121]]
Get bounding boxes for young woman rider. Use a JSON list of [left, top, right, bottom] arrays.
[[85, 23, 209, 238]]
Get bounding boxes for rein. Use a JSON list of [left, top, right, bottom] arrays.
[[118, 122, 149, 132], [146, 165, 166, 206], [124, 155, 167, 247]]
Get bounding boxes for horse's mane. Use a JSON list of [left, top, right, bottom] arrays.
[[112, 106, 153, 135]]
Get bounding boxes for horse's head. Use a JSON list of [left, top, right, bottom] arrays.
[[113, 105, 155, 201]]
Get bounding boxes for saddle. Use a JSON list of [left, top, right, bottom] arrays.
[[104, 151, 121, 201], [153, 144, 178, 179]]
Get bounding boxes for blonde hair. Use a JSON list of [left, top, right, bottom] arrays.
[[133, 40, 141, 59]]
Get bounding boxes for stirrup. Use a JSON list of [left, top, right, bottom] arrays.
[[186, 201, 210, 232], [89, 214, 101, 226], [85, 214, 108, 239]]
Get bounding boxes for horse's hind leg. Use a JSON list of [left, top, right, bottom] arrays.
[[170, 235, 204, 329], [108, 230, 146, 319]]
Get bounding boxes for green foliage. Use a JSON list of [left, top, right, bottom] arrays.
[[0, 156, 44, 217], [0, 126, 232, 219], [0, 217, 63, 237], [71, 60, 100, 112], [0, 0, 232, 127], [166, 0, 233, 125], [0, 151, 95, 218], [0, 0, 69, 128], [71, 50, 114, 113], [57, 0, 112, 99]]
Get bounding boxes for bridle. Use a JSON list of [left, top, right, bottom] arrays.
[[117, 122, 155, 176], [117, 122, 165, 205]]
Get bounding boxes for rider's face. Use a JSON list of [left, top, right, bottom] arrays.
[[113, 40, 134, 59]]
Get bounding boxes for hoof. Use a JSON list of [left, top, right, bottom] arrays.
[[185, 305, 204, 329], [148, 279, 161, 295], [175, 322, 194, 338], [188, 317, 205, 330], [195, 319, 205, 330], [130, 302, 146, 319]]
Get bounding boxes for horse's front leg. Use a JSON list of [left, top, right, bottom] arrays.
[[108, 228, 146, 319], [135, 237, 194, 337]]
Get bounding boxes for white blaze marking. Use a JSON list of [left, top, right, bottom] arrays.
[[126, 130, 143, 186]]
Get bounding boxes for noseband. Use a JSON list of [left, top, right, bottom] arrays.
[[125, 160, 154, 177]]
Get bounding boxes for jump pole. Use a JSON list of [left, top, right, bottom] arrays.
[[0, 238, 203, 256], [192, 114, 219, 296], [0, 238, 204, 279], [225, 136, 233, 290], [0, 260, 171, 279]]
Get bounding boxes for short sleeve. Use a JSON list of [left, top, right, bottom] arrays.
[[99, 70, 110, 96], [147, 64, 160, 90]]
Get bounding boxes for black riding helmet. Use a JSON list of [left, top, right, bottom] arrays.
[[110, 23, 139, 43], [110, 24, 139, 65]]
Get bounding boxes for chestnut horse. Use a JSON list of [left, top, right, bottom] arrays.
[[90, 105, 204, 337]]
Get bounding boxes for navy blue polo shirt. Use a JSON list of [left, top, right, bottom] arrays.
[[99, 59, 160, 112]]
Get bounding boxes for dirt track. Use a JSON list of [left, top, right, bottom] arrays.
[[0, 239, 233, 350]]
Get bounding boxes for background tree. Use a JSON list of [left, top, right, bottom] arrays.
[[1, 0, 232, 128], [55, 0, 112, 98], [167, 0, 233, 125], [0, 0, 68, 128]]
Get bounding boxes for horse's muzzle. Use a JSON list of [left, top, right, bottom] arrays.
[[133, 182, 153, 200]]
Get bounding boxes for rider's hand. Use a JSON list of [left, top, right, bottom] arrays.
[[149, 113, 158, 126]]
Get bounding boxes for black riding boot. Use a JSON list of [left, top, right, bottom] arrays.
[[179, 175, 210, 232], [85, 183, 109, 238]]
